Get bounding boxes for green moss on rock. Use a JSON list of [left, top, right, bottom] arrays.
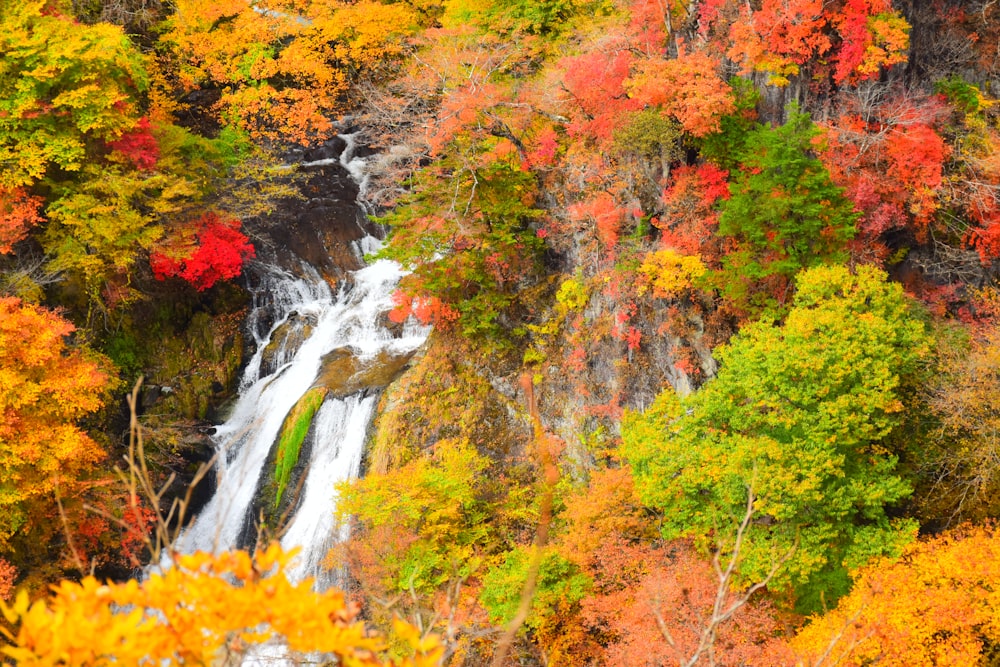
[[274, 386, 328, 507]]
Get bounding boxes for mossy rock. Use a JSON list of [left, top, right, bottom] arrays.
[[369, 333, 528, 475], [313, 347, 416, 398], [272, 386, 329, 509]]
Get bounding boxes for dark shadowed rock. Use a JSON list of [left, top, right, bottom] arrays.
[[252, 151, 383, 283], [302, 135, 347, 162]]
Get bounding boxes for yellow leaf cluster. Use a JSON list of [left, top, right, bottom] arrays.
[[636, 249, 706, 299], [0, 544, 443, 666], [165, 0, 420, 143], [793, 524, 1000, 666]]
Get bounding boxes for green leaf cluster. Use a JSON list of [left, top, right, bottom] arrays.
[[713, 108, 858, 313], [479, 547, 589, 630], [445, 0, 612, 37], [336, 438, 491, 595], [380, 160, 545, 348]]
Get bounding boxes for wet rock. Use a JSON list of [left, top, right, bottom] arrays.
[[313, 346, 416, 398], [140, 384, 163, 410], [376, 310, 406, 338], [245, 133, 387, 284], [302, 135, 347, 163], [256, 164, 382, 283], [259, 311, 317, 376]]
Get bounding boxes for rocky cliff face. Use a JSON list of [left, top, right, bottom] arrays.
[[252, 134, 383, 285]]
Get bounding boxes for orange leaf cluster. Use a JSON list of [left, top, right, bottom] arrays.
[[166, 0, 418, 143], [560, 50, 641, 144], [819, 95, 949, 254], [0, 187, 43, 255], [657, 164, 727, 258], [549, 468, 793, 665], [0, 297, 112, 547], [568, 192, 627, 249], [626, 50, 736, 137], [794, 525, 1000, 665], [0, 559, 15, 602]]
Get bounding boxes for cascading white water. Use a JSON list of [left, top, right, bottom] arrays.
[[173, 256, 427, 583], [171, 135, 428, 585]]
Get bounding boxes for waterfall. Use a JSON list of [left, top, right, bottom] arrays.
[[169, 137, 428, 586]]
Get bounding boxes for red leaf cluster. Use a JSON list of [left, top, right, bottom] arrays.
[[568, 192, 627, 249], [107, 117, 159, 171], [560, 51, 640, 143], [150, 213, 255, 291]]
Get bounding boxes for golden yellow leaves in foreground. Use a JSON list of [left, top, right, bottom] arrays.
[[1, 544, 442, 666]]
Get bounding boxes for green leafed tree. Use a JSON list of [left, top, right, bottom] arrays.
[[714, 108, 858, 314], [380, 160, 546, 348], [623, 264, 930, 611]]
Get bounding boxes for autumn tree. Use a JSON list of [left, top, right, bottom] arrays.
[[0, 0, 146, 188], [793, 524, 1000, 666], [625, 49, 735, 138], [0, 559, 13, 602], [381, 160, 545, 347], [0, 188, 43, 255], [459, 0, 604, 37], [0, 298, 113, 552], [163, 0, 422, 143], [910, 326, 1000, 524], [334, 438, 494, 656], [624, 265, 930, 611], [535, 467, 794, 666], [149, 212, 255, 291], [815, 85, 951, 269], [720, 0, 910, 87]]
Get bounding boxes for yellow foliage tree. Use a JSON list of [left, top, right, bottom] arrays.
[[793, 524, 1000, 666], [165, 0, 420, 143], [1, 544, 443, 666], [636, 248, 706, 299]]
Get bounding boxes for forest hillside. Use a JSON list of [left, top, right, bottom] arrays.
[[2, 0, 1000, 665]]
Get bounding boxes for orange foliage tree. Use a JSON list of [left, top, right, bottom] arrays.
[[164, 0, 421, 143], [542, 468, 793, 666], [0, 559, 14, 602], [0, 297, 113, 550], [626, 49, 735, 138], [793, 524, 1000, 666]]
